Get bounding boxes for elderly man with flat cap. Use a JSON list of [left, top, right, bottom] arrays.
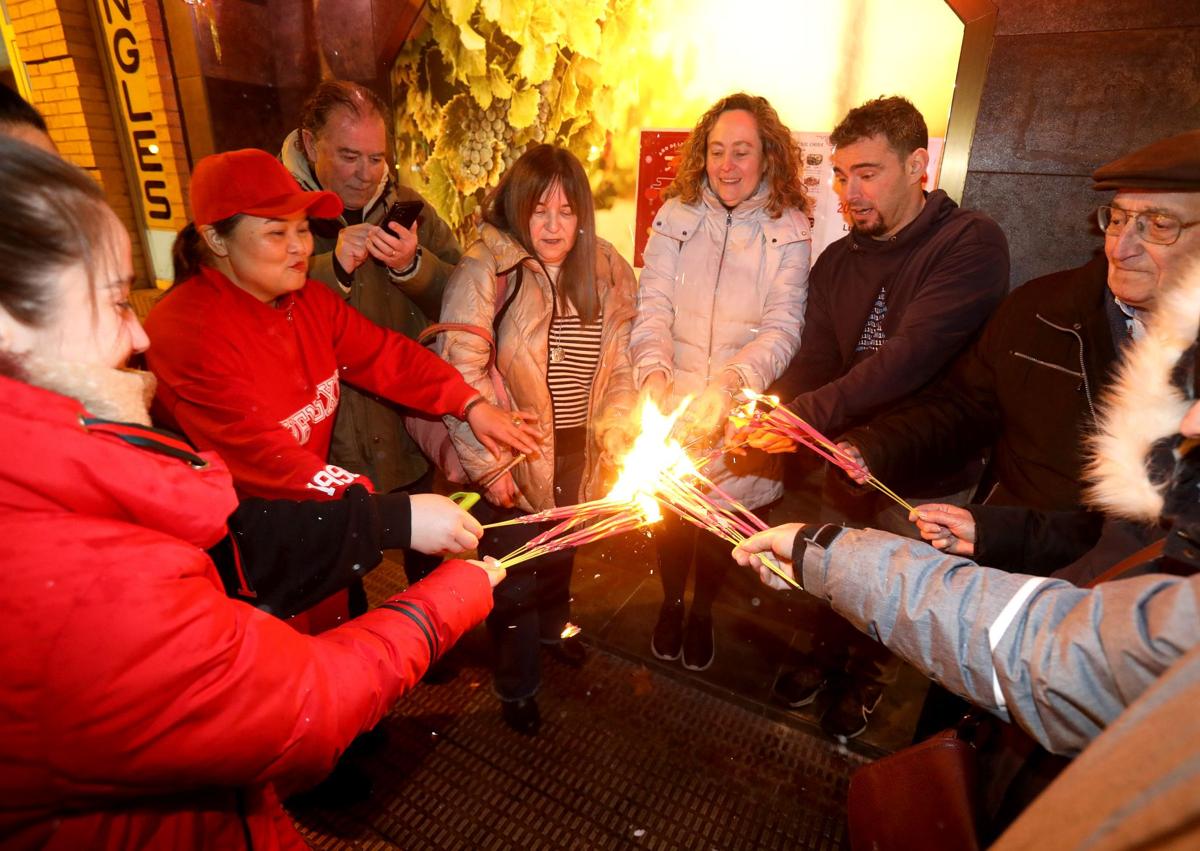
[[819, 130, 1200, 581]]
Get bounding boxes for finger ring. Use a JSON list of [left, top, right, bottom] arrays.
[[511, 415, 523, 426]]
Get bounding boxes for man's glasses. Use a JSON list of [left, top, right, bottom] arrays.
[[1098, 205, 1200, 246]]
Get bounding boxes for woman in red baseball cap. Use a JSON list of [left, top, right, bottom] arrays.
[[148, 149, 538, 517]]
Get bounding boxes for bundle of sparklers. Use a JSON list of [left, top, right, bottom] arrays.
[[481, 391, 913, 585]]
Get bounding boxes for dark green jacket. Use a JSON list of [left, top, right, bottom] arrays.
[[281, 131, 463, 491]]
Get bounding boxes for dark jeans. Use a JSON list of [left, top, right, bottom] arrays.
[[654, 500, 776, 617], [476, 428, 586, 701]]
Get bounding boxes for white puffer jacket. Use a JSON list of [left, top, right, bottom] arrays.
[[630, 181, 811, 509]]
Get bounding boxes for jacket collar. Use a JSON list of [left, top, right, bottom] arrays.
[[20, 354, 156, 426], [700, 179, 771, 219], [1087, 258, 1200, 521], [0, 374, 236, 548], [192, 265, 299, 317], [847, 189, 955, 254], [280, 129, 390, 220]]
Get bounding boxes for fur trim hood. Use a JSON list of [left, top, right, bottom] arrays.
[[1086, 259, 1200, 521]]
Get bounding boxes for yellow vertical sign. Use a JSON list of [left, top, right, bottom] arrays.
[[92, 0, 185, 285]]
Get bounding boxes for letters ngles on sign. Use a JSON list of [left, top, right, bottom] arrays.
[[95, 0, 172, 221]]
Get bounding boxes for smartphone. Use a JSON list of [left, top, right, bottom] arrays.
[[383, 200, 423, 233]]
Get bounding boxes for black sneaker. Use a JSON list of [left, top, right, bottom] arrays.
[[821, 679, 885, 740], [773, 663, 829, 708], [681, 614, 714, 671], [501, 696, 540, 736], [651, 600, 685, 661]]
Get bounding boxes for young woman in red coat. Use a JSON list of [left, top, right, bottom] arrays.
[[0, 137, 503, 849]]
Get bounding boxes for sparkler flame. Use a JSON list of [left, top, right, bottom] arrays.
[[606, 397, 694, 523]]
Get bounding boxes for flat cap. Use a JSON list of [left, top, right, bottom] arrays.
[[1093, 130, 1200, 191]]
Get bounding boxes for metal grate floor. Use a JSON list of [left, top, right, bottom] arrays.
[[289, 638, 868, 850]]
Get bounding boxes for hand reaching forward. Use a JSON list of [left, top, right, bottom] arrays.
[[731, 523, 804, 590], [910, 503, 976, 556], [409, 493, 483, 555], [465, 556, 506, 588], [466, 400, 541, 458]]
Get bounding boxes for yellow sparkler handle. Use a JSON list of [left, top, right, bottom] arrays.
[[450, 491, 481, 512]]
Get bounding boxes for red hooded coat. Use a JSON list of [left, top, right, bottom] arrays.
[[0, 375, 492, 849]]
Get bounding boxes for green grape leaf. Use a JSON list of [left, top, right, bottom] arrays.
[[468, 74, 494, 110], [564, 2, 603, 58], [443, 0, 478, 29], [423, 156, 464, 228], [458, 21, 487, 52], [479, 0, 502, 24], [491, 0, 532, 40], [488, 63, 514, 100], [517, 34, 558, 83], [508, 86, 540, 129], [436, 94, 474, 158]]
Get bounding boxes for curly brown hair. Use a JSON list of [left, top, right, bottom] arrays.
[[663, 93, 810, 218]]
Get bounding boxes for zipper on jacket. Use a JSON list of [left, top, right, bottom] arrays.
[[1034, 313, 1097, 422], [229, 535, 258, 599], [704, 210, 735, 380], [1009, 351, 1084, 379]]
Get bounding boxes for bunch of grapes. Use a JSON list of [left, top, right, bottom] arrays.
[[458, 99, 499, 184], [497, 81, 556, 175]]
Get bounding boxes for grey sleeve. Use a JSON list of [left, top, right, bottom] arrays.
[[801, 528, 1200, 755]]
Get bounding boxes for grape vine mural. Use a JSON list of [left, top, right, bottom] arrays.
[[390, 0, 653, 238]]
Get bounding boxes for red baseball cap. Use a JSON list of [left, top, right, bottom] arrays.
[[189, 148, 343, 226]]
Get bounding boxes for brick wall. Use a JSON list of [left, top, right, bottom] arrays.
[[8, 0, 192, 288]]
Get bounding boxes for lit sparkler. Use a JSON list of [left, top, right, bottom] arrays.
[[725, 390, 915, 513], [487, 399, 797, 587]]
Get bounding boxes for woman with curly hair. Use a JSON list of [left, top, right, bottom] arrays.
[[630, 92, 811, 671]]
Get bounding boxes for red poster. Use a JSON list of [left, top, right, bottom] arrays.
[[634, 129, 690, 267]]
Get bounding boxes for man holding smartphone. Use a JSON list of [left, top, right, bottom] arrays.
[[280, 80, 463, 590]]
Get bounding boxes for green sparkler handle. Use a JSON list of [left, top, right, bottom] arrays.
[[450, 491, 481, 512]]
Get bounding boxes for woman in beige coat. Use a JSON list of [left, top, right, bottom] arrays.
[[441, 145, 638, 734], [631, 93, 812, 672]]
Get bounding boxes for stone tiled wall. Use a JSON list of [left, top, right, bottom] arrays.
[[7, 0, 191, 287], [962, 0, 1200, 288]]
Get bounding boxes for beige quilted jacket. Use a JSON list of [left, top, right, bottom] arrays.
[[440, 224, 638, 513]]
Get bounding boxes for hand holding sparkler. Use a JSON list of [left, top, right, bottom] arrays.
[[836, 441, 871, 484], [725, 391, 915, 515], [910, 503, 976, 556], [465, 555, 507, 588], [672, 377, 739, 448], [732, 524, 804, 591], [483, 470, 520, 508], [409, 493, 483, 554]]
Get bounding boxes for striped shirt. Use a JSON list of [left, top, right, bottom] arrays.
[[547, 311, 603, 428]]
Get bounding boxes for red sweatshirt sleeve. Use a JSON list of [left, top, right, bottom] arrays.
[[148, 345, 370, 501], [309, 281, 477, 418]]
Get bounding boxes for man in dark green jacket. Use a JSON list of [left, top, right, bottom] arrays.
[[281, 80, 463, 588]]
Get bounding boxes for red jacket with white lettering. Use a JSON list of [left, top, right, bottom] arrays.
[[145, 266, 476, 500], [0, 375, 493, 850]]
